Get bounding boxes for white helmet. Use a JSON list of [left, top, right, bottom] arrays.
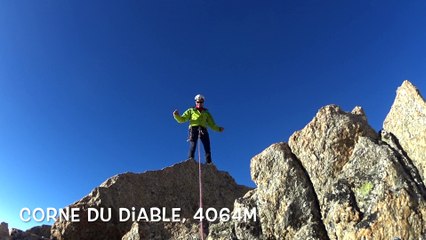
[[194, 94, 205, 102]]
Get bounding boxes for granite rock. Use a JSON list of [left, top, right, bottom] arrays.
[[51, 160, 250, 240], [384, 80, 426, 183]]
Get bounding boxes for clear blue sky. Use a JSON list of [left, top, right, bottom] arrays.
[[1, 0, 425, 231]]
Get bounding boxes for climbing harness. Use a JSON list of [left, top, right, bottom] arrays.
[[197, 127, 205, 240], [187, 125, 204, 142]]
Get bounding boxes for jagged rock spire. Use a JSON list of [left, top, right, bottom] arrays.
[[384, 80, 426, 183]]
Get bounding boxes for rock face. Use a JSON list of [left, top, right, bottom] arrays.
[[250, 143, 328, 239], [288, 104, 378, 204], [0, 223, 51, 240], [49, 80, 426, 239], [51, 160, 251, 240], [0, 222, 9, 240], [11, 226, 51, 240], [27, 225, 51, 239], [210, 80, 426, 239], [287, 104, 425, 239], [384, 80, 426, 183]]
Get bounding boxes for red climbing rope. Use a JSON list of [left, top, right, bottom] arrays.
[[197, 130, 205, 240]]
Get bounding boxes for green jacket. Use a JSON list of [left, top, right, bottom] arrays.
[[174, 107, 221, 132]]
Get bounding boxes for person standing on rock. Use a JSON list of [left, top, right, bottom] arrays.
[[173, 94, 224, 164]]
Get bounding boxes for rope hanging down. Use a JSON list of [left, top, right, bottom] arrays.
[[197, 129, 205, 240]]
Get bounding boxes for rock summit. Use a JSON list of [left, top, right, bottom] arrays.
[[10, 80, 424, 240]]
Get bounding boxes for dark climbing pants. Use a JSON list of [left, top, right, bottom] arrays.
[[188, 126, 212, 163]]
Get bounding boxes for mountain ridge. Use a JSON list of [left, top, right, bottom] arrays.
[[2, 80, 425, 240]]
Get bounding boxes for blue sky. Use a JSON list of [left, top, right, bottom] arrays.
[[1, 0, 425, 231]]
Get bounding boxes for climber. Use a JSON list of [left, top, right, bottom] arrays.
[[173, 94, 224, 164]]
